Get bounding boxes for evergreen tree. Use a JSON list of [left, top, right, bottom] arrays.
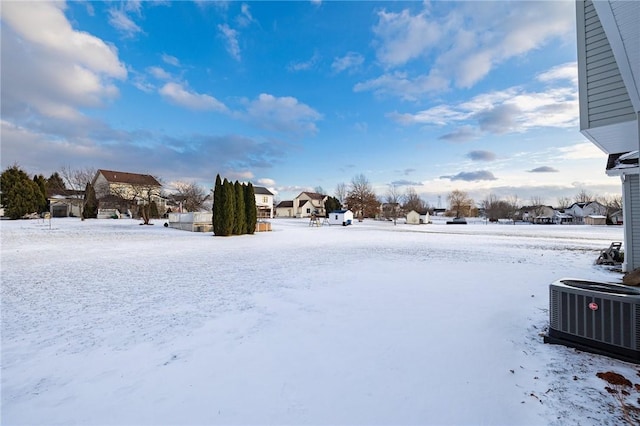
[[33, 174, 48, 213], [216, 178, 234, 236], [234, 180, 246, 235], [324, 196, 342, 217], [222, 179, 235, 236], [244, 182, 257, 234], [1, 165, 45, 219], [213, 174, 223, 235], [46, 172, 67, 196], [82, 182, 98, 219]]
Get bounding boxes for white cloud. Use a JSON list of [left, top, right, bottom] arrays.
[[372, 9, 441, 67], [159, 82, 228, 112], [236, 3, 255, 27], [218, 24, 241, 61], [148, 66, 173, 81], [390, 68, 578, 136], [161, 54, 180, 67], [289, 52, 321, 72], [361, 2, 574, 98], [108, 9, 143, 38], [1, 2, 126, 122], [557, 143, 606, 160], [244, 94, 322, 134], [257, 178, 276, 187], [354, 71, 448, 101], [332, 52, 364, 73], [537, 62, 578, 85]]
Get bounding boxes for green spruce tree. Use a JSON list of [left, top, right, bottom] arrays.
[[0, 165, 45, 219], [82, 182, 98, 219], [213, 174, 223, 235], [223, 179, 236, 235], [33, 174, 48, 213], [218, 178, 234, 236], [324, 196, 342, 217], [234, 180, 246, 235], [244, 182, 257, 234]]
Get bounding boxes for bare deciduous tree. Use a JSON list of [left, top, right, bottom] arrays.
[[59, 166, 96, 218], [447, 190, 474, 218], [335, 182, 347, 204], [529, 196, 546, 220], [574, 189, 593, 204], [384, 184, 402, 225], [505, 194, 520, 221], [109, 177, 163, 225], [345, 174, 379, 220], [403, 187, 427, 213], [172, 181, 207, 212], [557, 196, 572, 209]]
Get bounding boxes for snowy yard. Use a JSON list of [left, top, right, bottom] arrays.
[[1, 217, 638, 425]]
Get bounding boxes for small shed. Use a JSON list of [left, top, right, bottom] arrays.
[[406, 210, 430, 224], [585, 215, 607, 225], [406, 210, 420, 225], [328, 209, 353, 226]]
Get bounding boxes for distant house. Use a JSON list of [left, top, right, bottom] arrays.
[[519, 205, 556, 224], [92, 169, 165, 217], [554, 211, 574, 224], [275, 192, 328, 218], [253, 186, 274, 219], [275, 200, 294, 217], [48, 190, 85, 217], [565, 201, 607, 224], [609, 209, 623, 225]]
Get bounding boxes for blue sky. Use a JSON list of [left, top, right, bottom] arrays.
[[0, 1, 621, 206]]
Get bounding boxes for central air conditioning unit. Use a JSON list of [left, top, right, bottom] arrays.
[[544, 279, 640, 364]]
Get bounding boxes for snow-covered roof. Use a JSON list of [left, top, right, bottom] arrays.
[[606, 151, 639, 176]]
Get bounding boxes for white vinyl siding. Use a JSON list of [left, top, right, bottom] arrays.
[[579, 0, 636, 130]]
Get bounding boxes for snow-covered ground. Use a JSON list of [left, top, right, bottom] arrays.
[[2, 217, 638, 425]]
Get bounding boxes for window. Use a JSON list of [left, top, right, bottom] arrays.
[[307, 208, 311, 213], [335, 215, 338, 220], [263, 196, 268, 203]]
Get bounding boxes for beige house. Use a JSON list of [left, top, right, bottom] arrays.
[[275, 200, 294, 217], [296, 192, 328, 217], [92, 169, 165, 216]]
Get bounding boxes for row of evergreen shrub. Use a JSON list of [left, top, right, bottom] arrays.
[[212, 174, 257, 236]]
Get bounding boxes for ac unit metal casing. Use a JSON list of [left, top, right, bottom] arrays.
[[544, 279, 640, 364]]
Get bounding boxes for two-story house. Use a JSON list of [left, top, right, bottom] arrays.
[[92, 169, 165, 217], [254, 186, 274, 219]]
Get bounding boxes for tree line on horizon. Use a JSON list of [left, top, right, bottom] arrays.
[[0, 164, 624, 223]]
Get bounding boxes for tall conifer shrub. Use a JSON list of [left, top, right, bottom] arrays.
[[234, 181, 246, 235]]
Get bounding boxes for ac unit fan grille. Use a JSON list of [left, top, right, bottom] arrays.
[[556, 290, 637, 351]]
